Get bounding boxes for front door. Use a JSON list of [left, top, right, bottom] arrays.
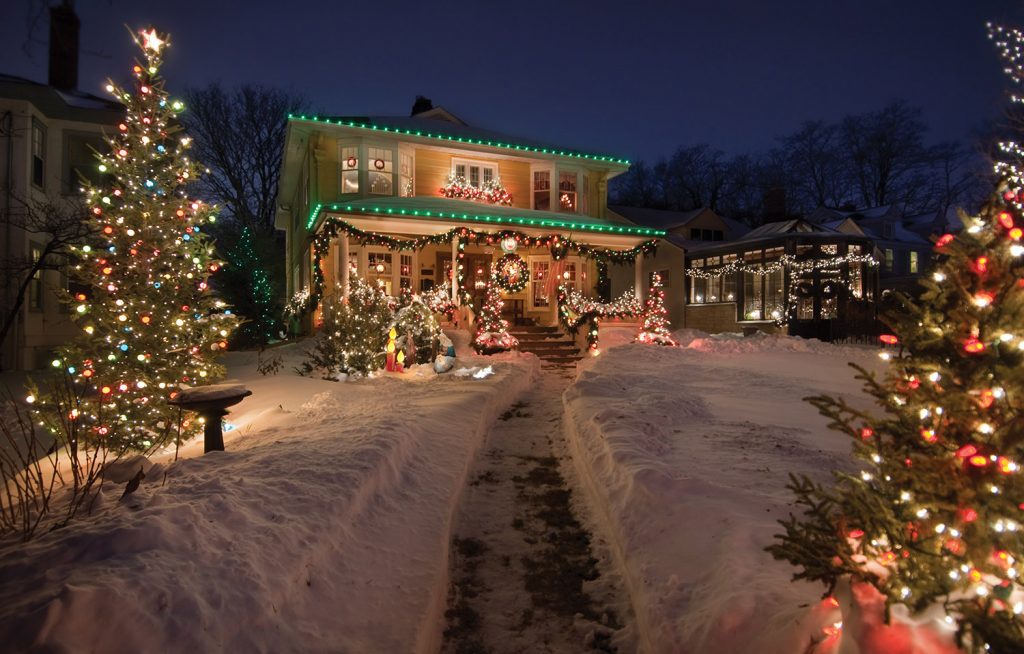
[[464, 254, 492, 309]]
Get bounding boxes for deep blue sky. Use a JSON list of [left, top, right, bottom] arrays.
[[3, 0, 1024, 162]]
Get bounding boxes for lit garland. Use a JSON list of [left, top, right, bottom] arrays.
[[557, 285, 643, 353], [768, 23, 1024, 653], [27, 28, 238, 452], [438, 173, 513, 206], [636, 273, 676, 346], [686, 251, 879, 326], [297, 218, 658, 317], [474, 265, 518, 353]]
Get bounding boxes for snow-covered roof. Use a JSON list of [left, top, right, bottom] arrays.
[[0, 72, 121, 121], [608, 205, 706, 230]]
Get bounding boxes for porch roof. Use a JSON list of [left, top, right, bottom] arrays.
[[308, 197, 666, 237]]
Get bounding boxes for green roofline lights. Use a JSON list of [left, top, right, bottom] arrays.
[[305, 203, 664, 237], [288, 114, 631, 165]]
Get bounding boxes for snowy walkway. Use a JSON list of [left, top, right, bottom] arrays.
[[442, 362, 633, 653], [0, 347, 538, 653]]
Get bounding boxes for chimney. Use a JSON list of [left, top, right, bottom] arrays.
[[48, 1, 80, 90], [410, 95, 433, 116]]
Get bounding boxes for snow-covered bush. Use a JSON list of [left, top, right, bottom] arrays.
[[393, 296, 442, 364]]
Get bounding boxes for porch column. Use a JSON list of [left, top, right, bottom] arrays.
[[451, 235, 460, 306], [634, 253, 644, 301], [340, 233, 350, 300]]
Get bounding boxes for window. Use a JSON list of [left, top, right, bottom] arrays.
[[399, 152, 414, 197], [399, 254, 413, 290], [884, 248, 894, 272], [31, 120, 45, 189], [368, 147, 393, 195], [822, 244, 838, 255], [29, 244, 43, 310], [723, 271, 736, 302], [909, 251, 919, 274], [690, 275, 707, 303], [559, 172, 577, 212], [850, 263, 864, 299], [453, 158, 497, 189], [743, 272, 762, 319], [64, 133, 106, 193], [367, 251, 393, 294], [765, 268, 784, 320], [341, 146, 359, 193], [689, 228, 724, 241], [533, 171, 551, 210], [530, 258, 550, 308]]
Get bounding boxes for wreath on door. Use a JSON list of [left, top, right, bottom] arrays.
[[493, 253, 529, 293]]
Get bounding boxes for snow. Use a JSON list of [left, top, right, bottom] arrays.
[[561, 330, 911, 652], [0, 339, 540, 653]]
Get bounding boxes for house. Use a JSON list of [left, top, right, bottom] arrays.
[[608, 205, 743, 327], [807, 205, 932, 293], [274, 103, 664, 335], [681, 218, 880, 341], [0, 3, 121, 370]]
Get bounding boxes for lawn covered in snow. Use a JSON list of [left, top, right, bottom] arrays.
[[563, 330, 887, 653], [0, 342, 538, 653]]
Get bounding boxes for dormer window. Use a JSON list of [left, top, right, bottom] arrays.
[[368, 147, 393, 195], [559, 172, 577, 212]]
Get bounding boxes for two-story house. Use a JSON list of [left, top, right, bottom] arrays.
[[0, 3, 121, 370], [274, 103, 664, 330]]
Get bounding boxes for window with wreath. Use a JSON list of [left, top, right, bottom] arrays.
[[341, 146, 359, 193], [368, 147, 393, 195], [367, 251, 393, 294]]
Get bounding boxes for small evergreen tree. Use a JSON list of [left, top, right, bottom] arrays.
[[474, 267, 517, 353], [636, 272, 676, 345], [30, 29, 238, 452], [394, 296, 441, 364], [299, 277, 393, 378], [768, 24, 1024, 652]]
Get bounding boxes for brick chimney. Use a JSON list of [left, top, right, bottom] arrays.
[[48, 1, 80, 90]]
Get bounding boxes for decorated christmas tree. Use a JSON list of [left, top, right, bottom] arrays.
[[768, 24, 1024, 653], [474, 266, 518, 353], [299, 277, 393, 378], [636, 272, 676, 345], [29, 29, 238, 452]]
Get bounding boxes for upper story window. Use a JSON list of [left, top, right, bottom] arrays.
[[29, 243, 43, 310], [580, 174, 589, 215], [341, 146, 359, 193], [399, 152, 414, 197], [533, 170, 551, 210], [884, 248, 894, 272], [909, 251, 919, 273], [64, 133, 106, 194], [689, 227, 724, 241], [31, 120, 46, 189], [452, 158, 496, 189], [558, 172, 577, 212], [368, 147, 393, 195]]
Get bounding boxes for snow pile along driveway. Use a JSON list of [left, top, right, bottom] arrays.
[[562, 335, 882, 653], [0, 349, 539, 653]]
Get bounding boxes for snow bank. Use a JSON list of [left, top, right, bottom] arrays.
[[0, 342, 539, 653], [562, 338, 884, 653]]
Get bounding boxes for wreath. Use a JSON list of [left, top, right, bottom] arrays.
[[493, 253, 529, 293], [374, 158, 385, 170], [346, 156, 357, 168]]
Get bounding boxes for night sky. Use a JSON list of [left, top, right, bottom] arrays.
[[3, 0, 1024, 162]]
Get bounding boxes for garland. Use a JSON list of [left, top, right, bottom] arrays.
[[557, 284, 643, 353], [296, 218, 658, 317], [493, 253, 528, 292], [439, 174, 513, 206], [686, 252, 879, 326]]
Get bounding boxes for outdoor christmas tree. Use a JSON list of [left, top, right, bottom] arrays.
[[474, 267, 518, 353], [767, 24, 1024, 653], [29, 29, 238, 452], [298, 277, 393, 377], [636, 272, 676, 345]]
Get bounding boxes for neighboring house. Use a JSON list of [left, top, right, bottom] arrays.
[[0, 4, 121, 370], [608, 205, 744, 327], [807, 205, 932, 293], [274, 105, 663, 331]]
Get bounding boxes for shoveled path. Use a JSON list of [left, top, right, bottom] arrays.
[[441, 362, 632, 654]]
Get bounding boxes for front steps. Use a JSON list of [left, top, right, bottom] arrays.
[[509, 325, 582, 364]]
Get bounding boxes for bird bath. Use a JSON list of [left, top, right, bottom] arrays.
[[168, 384, 252, 453]]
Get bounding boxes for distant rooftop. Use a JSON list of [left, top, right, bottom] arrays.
[[0, 72, 120, 121]]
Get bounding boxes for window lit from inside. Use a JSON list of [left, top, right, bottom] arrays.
[[909, 251, 919, 273], [559, 172, 576, 212], [341, 146, 359, 193], [368, 147, 392, 195], [29, 244, 43, 310], [533, 171, 550, 211]]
